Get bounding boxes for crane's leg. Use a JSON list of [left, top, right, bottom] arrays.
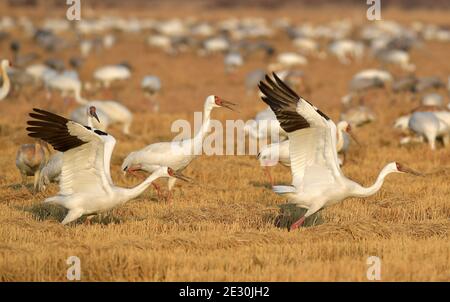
[[128, 169, 143, 179], [33, 170, 41, 193], [166, 178, 177, 203], [289, 216, 306, 231], [289, 206, 320, 231], [123, 121, 131, 136], [84, 214, 96, 225], [152, 182, 162, 199], [443, 134, 450, 147], [263, 166, 274, 186], [20, 172, 28, 189], [61, 209, 84, 225]]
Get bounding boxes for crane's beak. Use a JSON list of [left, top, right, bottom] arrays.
[[346, 126, 361, 146], [399, 166, 423, 176], [92, 111, 100, 123], [172, 171, 193, 182], [220, 99, 238, 112]]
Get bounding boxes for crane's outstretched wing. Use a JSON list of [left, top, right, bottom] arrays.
[[258, 73, 342, 191], [27, 108, 114, 195]]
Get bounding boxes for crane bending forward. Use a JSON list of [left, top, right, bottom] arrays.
[[258, 73, 421, 231]]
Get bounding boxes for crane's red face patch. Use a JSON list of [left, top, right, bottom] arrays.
[[214, 95, 222, 106], [167, 167, 174, 176]]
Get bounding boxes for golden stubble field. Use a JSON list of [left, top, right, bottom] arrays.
[[0, 5, 450, 281]]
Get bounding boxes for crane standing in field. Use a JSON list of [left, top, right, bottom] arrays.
[[121, 95, 237, 201], [15, 140, 49, 192], [0, 59, 12, 101], [258, 73, 420, 231], [26, 108, 191, 225]]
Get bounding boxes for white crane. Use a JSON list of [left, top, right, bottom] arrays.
[[73, 91, 133, 135], [258, 73, 419, 230], [257, 121, 357, 184], [407, 111, 450, 150], [270, 52, 307, 70], [38, 107, 100, 192], [0, 59, 12, 101], [45, 72, 84, 104], [340, 105, 376, 127], [26, 108, 190, 225], [71, 105, 110, 131], [93, 64, 131, 88], [224, 51, 243, 73], [141, 75, 161, 113], [328, 40, 364, 64], [121, 95, 236, 200]]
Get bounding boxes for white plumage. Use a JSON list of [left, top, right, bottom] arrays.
[[38, 151, 63, 192], [70, 105, 111, 131], [93, 64, 131, 88], [0, 59, 12, 101], [257, 121, 354, 184], [121, 95, 236, 197], [408, 111, 450, 150], [26, 108, 189, 225], [258, 73, 417, 230], [329, 40, 364, 64], [245, 106, 288, 143]]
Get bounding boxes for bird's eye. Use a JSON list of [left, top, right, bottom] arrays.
[[396, 162, 402, 171], [214, 96, 221, 105]]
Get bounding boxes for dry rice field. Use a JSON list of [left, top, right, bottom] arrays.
[[0, 4, 450, 281]]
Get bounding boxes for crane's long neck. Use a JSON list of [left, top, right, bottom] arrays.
[[336, 127, 344, 152], [351, 164, 395, 198], [74, 86, 88, 105], [191, 105, 213, 154], [87, 115, 94, 128], [120, 172, 161, 201], [0, 65, 11, 100]]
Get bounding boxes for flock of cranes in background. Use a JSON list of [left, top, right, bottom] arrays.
[[1, 13, 449, 226]]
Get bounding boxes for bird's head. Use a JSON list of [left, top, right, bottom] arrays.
[[391, 162, 422, 176], [121, 152, 142, 176], [205, 95, 237, 112], [257, 145, 279, 167], [159, 167, 192, 182], [338, 120, 360, 146], [393, 115, 410, 131], [88, 106, 100, 123]]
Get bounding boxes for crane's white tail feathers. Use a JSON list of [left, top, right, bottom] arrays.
[[272, 185, 296, 195], [44, 196, 64, 205], [61, 209, 84, 225]]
